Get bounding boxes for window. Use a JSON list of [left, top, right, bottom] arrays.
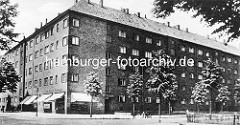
[[234, 59, 238, 64], [34, 80, 38, 88], [181, 85, 186, 92], [34, 51, 39, 59], [119, 46, 126, 54], [118, 64, 126, 70], [62, 55, 68, 65], [107, 35, 112, 43], [36, 36, 40, 44], [227, 57, 232, 63], [189, 47, 194, 53], [227, 69, 231, 74], [145, 51, 152, 58], [156, 97, 160, 103], [181, 99, 186, 105], [50, 43, 54, 52], [181, 46, 186, 52], [45, 30, 49, 39], [146, 37, 152, 44], [234, 70, 238, 75], [40, 49, 43, 56], [62, 37, 68, 46], [118, 78, 126, 86], [157, 40, 162, 46], [71, 36, 80, 45], [29, 68, 33, 75], [145, 97, 152, 103], [222, 56, 226, 61], [63, 18, 68, 28], [198, 62, 203, 68], [118, 95, 126, 102], [171, 49, 175, 55], [56, 24, 59, 32], [50, 27, 54, 36], [222, 67, 226, 72], [56, 41, 59, 50], [55, 75, 58, 84], [222, 79, 225, 83], [106, 52, 111, 59], [61, 73, 66, 83], [39, 79, 42, 87], [71, 74, 79, 82], [28, 81, 32, 88], [106, 68, 110, 76], [198, 74, 203, 80], [29, 40, 33, 48], [189, 73, 194, 79], [44, 46, 50, 54], [50, 76, 53, 85], [44, 77, 48, 86], [44, 62, 48, 71], [118, 30, 126, 38], [227, 79, 231, 84], [134, 34, 140, 41], [39, 64, 42, 72], [35, 65, 38, 73], [198, 49, 203, 55], [29, 54, 33, 61], [73, 18, 80, 27], [181, 73, 186, 78], [132, 49, 139, 56], [131, 97, 139, 103], [106, 85, 111, 93], [206, 52, 210, 57]]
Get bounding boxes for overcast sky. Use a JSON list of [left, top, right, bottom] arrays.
[[5, 0, 239, 55]]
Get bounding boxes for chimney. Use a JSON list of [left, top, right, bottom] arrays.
[[167, 22, 170, 27], [35, 28, 39, 32], [40, 22, 43, 28], [137, 12, 140, 17], [177, 25, 180, 30], [145, 14, 147, 19], [75, 0, 78, 4], [87, 0, 90, 3], [126, 8, 129, 14], [100, 0, 103, 7], [186, 28, 189, 33], [45, 18, 48, 25]]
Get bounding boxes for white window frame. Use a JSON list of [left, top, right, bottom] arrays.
[[119, 46, 127, 54], [73, 18, 80, 27], [146, 37, 152, 44], [72, 36, 80, 45]]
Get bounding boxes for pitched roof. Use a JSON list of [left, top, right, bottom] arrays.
[[70, 0, 240, 56]]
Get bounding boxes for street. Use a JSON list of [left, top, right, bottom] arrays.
[[0, 112, 187, 125]]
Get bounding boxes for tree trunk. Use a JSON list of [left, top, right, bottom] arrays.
[[168, 101, 171, 115], [158, 100, 161, 123], [197, 104, 200, 114], [90, 96, 93, 118], [133, 103, 135, 116]]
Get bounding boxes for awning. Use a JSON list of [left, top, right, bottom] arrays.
[[24, 96, 37, 105], [71, 93, 99, 103], [33, 94, 51, 103], [20, 96, 31, 104], [44, 93, 64, 102]]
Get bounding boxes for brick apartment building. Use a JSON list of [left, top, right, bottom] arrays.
[[3, 0, 240, 114]]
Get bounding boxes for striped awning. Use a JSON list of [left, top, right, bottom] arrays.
[[33, 94, 51, 103], [20, 96, 31, 104], [71, 93, 99, 103], [44, 93, 64, 102], [23, 96, 37, 105]]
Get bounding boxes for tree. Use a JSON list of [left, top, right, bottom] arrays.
[[191, 59, 223, 114], [191, 82, 209, 113], [216, 86, 230, 114], [153, 0, 240, 42], [0, 57, 20, 111], [234, 79, 240, 108], [0, 0, 19, 50], [146, 50, 178, 117], [83, 72, 102, 118], [127, 72, 144, 116]]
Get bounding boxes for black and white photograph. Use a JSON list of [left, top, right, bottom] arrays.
[[0, 0, 240, 124]]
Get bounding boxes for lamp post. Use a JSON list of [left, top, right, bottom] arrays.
[[36, 88, 39, 117]]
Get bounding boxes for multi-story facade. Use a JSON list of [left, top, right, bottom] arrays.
[[3, 0, 240, 114]]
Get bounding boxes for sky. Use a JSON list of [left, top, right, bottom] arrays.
[[5, 0, 239, 55]]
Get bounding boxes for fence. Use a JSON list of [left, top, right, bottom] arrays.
[[186, 112, 235, 125]]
